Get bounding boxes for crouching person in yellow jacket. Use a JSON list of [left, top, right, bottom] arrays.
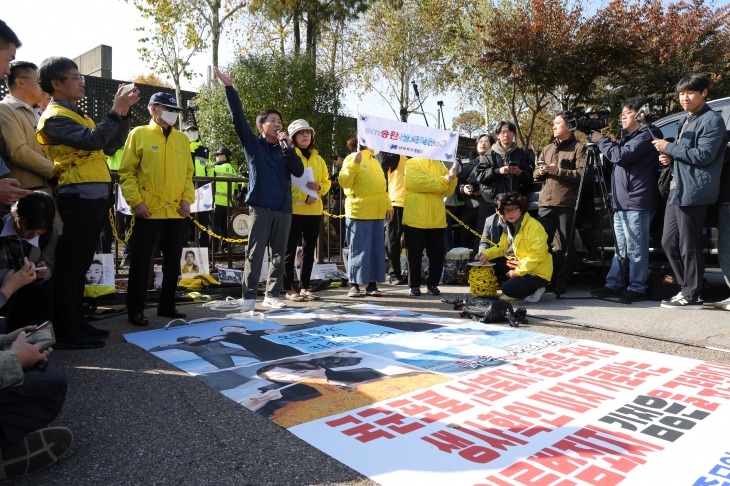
[[403, 158, 457, 296], [478, 192, 552, 303], [339, 139, 393, 298], [119, 93, 195, 327]]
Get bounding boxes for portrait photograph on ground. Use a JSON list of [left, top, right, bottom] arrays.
[[85, 253, 114, 287], [181, 247, 209, 277]]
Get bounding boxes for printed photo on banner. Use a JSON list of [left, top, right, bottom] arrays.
[[181, 247, 209, 277], [353, 324, 575, 376], [262, 321, 408, 353], [85, 254, 114, 286], [197, 348, 451, 428]]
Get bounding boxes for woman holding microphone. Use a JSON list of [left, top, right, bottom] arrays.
[[283, 120, 331, 301], [403, 158, 458, 296], [339, 139, 393, 298]]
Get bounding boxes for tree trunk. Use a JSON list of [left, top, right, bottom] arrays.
[[293, 10, 301, 56], [173, 75, 183, 130], [305, 10, 317, 65], [278, 16, 286, 55], [212, 6, 220, 68]]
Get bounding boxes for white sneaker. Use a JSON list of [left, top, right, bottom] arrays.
[[712, 297, 730, 311], [262, 297, 287, 309], [524, 287, 546, 303], [241, 299, 256, 312]]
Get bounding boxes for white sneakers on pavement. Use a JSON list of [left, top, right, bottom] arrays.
[[712, 297, 730, 311], [524, 287, 546, 303], [262, 297, 287, 309]]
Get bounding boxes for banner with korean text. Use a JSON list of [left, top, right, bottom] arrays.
[[357, 112, 459, 162]]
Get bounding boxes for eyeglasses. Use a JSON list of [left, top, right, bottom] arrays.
[[498, 130, 514, 135], [64, 75, 85, 84]]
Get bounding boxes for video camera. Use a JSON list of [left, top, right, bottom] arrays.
[[563, 106, 610, 133]]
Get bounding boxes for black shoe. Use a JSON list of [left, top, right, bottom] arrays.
[[80, 321, 110, 338], [661, 295, 703, 310], [54, 333, 105, 349], [410, 287, 421, 296], [157, 308, 186, 319], [625, 291, 647, 302], [128, 313, 149, 327], [0, 427, 73, 480], [365, 284, 382, 297], [427, 285, 441, 296], [590, 286, 622, 297]]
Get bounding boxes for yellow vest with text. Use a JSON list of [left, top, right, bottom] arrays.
[[36, 104, 111, 186], [207, 162, 239, 207]]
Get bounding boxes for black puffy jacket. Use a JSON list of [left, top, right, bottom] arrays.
[[474, 143, 533, 204]]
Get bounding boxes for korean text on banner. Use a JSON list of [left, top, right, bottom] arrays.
[[190, 183, 214, 213], [357, 112, 458, 162]]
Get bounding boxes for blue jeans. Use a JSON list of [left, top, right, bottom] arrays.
[[346, 218, 386, 285], [606, 210, 654, 293], [719, 203, 730, 289]]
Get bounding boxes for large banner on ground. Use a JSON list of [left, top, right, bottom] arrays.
[[357, 113, 459, 162], [125, 304, 730, 486]]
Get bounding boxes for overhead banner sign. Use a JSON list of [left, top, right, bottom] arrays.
[[357, 112, 458, 162]]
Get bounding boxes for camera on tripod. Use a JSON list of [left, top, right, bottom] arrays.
[[563, 106, 610, 133]]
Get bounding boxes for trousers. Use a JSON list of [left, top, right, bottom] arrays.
[[385, 206, 404, 278], [243, 205, 291, 300], [0, 363, 67, 447], [662, 195, 708, 301], [537, 206, 576, 287], [1, 277, 54, 333], [53, 195, 110, 338], [127, 218, 189, 314], [492, 257, 550, 298], [404, 225, 445, 288], [283, 214, 321, 290]]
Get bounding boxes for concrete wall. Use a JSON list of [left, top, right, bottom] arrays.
[[73, 45, 112, 78]]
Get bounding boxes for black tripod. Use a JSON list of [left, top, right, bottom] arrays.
[[555, 135, 631, 304]]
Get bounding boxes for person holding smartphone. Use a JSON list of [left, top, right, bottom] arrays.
[[533, 113, 586, 292], [0, 192, 57, 333]]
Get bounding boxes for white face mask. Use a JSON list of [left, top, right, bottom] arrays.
[[186, 131, 199, 142], [159, 109, 178, 126]]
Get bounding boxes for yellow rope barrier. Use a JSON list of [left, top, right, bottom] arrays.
[[109, 187, 248, 245]]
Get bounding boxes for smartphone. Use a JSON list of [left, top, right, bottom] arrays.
[[34, 266, 47, 271], [121, 83, 135, 95], [22, 185, 48, 191], [6, 237, 24, 271], [25, 321, 49, 338], [537, 160, 546, 166], [508, 162, 517, 167]]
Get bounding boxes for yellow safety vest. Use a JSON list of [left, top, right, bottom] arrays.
[[36, 104, 111, 186], [207, 162, 239, 207]]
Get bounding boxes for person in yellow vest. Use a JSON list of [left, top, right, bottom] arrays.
[[378, 152, 408, 285], [119, 92, 195, 327], [282, 120, 331, 301], [183, 120, 212, 248], [36, 56, 138, 349], [207, 147, 239, 253], [102, 147, 133, 264], [340, 138, 393, 298], [402, 157, 457, 296]]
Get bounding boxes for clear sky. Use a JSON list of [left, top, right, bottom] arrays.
[[1, 0, 463, 129]]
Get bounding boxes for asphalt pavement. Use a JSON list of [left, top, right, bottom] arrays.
[[10, 274, 730, 486]]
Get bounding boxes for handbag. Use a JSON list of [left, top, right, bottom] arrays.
[[658, 165, 673, 199], [458, 297, 528, 327]]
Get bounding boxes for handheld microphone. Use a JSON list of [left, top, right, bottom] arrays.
[[276, 129, 292, 149]]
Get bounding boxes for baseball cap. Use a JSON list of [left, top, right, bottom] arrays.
[[148, 92, 183, 111], [181, 120, 198, 131], [213, 147, 231, 158]]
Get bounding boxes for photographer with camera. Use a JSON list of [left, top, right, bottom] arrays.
[[534, 114, 586, 292], [652, 74, 728, 310], [590, 96, 663, 302], [474, 121, 534, 225]]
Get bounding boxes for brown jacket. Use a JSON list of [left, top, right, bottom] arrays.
[[0, 94, 54, 188], [534, 135, 586, 208]]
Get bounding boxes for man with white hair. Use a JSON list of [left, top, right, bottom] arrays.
[[119, 92, 194, 327]]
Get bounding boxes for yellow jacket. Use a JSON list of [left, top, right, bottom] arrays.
[[482, 212, 553, 281], [36, 104, 111, 186], [403, 158, 457, 229], [339, 150, 392, 220], [291, 148, 331, 215], [118, 120, 195, 219], [388, 155, 408, 207]]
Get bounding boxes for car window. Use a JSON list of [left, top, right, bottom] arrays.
[[657, 119, 681, 142]]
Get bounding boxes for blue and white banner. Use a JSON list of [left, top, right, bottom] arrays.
[[357, 112, 458, 162], [190, 183, 214, 213]]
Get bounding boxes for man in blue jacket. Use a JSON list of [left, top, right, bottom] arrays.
[[653, 74, 728, 310], [214, 68, 304, 311], [590, 96, 663, 302]]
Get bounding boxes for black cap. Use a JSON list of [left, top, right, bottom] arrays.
[[213, 147, 231, 158], [334, 151, 346, 159], [181, 120, 198, 131], [148, 92, 183, 111]]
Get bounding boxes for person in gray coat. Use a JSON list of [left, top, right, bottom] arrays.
[[652, 74, 729, 309]]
